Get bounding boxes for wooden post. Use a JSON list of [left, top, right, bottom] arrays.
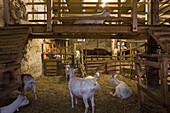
[[66, 40, 68, 62], [120, 40, 122, 74], [130, 43, 132, 76], [131, 0, 138, 32], [161, 57, 169, 113], [3, 0, 10, 25], [58, 0, 61, 18], [118, 0, 121, 24], [71, 54, 74, 68], [149, 0, 159, 25], [47, 0, 53, 31], [105, 62, 108, 74], [135, 56, 144, 109]]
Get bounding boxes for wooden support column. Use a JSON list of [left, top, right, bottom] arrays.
[[118, 0, 121, 24], [148, 0, 159, 25], [65, 40, 68, 62], [161, 57, 169, 113], [135, 56, 144, 109], [47, 0, 53, 31], [146, 32, 160, 87], [3, 0, 10, 25], [131, 0, 138, 32], [120, 40, 122, 74]]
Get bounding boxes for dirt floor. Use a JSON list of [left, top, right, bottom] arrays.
[[0, 74, 168, 113]]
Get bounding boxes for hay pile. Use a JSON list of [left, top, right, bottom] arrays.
[[0, 74, 165, 113]]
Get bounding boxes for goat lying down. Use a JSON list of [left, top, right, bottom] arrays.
[[68, 68, 100, 113], [0, 95, 29, 113], [21, 74, 37, 99], [74, 9, 110, 24], [109, 74, 132, 99]]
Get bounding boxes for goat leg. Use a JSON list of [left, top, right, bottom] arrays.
[[33, 85, 37, 99], [83, 97, 89, 113]]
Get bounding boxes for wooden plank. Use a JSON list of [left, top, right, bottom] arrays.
[[0, 29, 29, 35], [147, 29, 168, 53], [53, 16, 130, 21], [29, 33, 146, 39], [134, 59, 161, 68], [0, 51, 18, 55], [53, 6, 131, 10], [26, 2, 46, 5], [27, 12, 47, 14], [0, 59, 15, 64], [138, 84, 164, 107], [0, 83, 20, 99], [29, 20, 47, 22], [0, 64, 20, 73], [14, 29, 30, 64]]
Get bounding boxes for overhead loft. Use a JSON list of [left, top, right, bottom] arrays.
[[0, 26, 30, 98]]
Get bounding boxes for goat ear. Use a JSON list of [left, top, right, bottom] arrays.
[[114, 74, 118, 78], [73, 68, 78, 72]]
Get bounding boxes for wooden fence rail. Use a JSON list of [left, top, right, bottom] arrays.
[[135, 54, 170, 113]]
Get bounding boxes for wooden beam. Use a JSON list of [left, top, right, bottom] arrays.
[[134, 59, 161, 68], [147, 29, 169, 53], [29, 33, 147, 39], [47, 0, 53, 31], [131, 0, 138, 32], [0, 64, 20, 73]]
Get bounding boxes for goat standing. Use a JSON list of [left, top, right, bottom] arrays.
[[21, 74, 37, 99], [109, 74, 132, 99], [68, 68, 100, 113]]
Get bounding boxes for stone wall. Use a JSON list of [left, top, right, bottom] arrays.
[[69, 39, 112, 52], [21, 39, 44, 78], [0, 0, 4, 27]]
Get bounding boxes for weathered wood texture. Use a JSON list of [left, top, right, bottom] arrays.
[[0, 26, 30, 98], [135, 54, 170, 113]]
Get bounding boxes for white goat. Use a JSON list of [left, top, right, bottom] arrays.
[[65, 64, 70, 81], [68, 68, 100, 113], [21, 74, 37, 99], [74, 9, 110, 24], [0, 95, 29, 113], [109, 74, 132, 99], [85, 72, 100, 85]]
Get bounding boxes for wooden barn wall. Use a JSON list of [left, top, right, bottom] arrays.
[[21, 39, 44, 78], [0, 0, 4, 27]]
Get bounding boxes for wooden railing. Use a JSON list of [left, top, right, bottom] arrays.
[[25, 0, 138, 31], [135, 54, 170, 113]]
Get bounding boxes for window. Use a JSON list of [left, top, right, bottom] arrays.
[[117, 41, 125, 49], [77, 39, 86, 42]]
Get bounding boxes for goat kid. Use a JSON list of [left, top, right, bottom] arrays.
[[74, 9, 110, 24], [68, 68, 100, 113], [109, 74, 132, 99], [0, 95, 29, 113], [21, 74, 37, 99]]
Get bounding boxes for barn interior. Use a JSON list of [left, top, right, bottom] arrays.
[[0, 0, 170, 113]]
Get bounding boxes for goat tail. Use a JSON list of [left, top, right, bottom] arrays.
[[93, 83, 100, 90]]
